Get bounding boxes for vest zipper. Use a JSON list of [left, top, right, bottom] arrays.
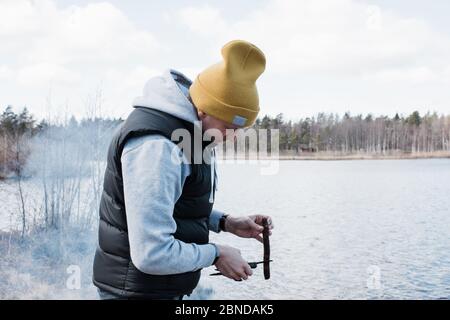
[[209, 147, 217, 203]]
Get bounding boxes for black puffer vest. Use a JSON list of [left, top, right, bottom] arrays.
[[93, 106, 214, 298]]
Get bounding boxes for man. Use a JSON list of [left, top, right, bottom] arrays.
[[93, 40, 273, 300]]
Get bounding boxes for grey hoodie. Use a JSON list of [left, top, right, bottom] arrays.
[[121, 69, 223, 275]]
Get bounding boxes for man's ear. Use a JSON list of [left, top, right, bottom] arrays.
[[197, 110, 207, 120]]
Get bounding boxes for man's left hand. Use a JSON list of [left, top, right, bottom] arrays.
[[224, 215, 274, 243]]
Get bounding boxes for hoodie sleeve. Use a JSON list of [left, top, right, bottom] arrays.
[[121, 134, 218, 275], [209, 209, 225, 233]]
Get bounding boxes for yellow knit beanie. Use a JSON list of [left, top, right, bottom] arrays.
[[189, 40, 266, 127]]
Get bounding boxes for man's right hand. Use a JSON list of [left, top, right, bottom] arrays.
[[214, 245, 253, 281]]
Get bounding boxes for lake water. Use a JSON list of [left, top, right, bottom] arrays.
[[201, 159, 450, 299], [1, 159, 449, 299]]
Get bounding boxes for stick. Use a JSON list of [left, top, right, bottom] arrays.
[[262, 217, 270, 280]]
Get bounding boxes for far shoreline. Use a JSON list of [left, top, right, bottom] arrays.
[[218, 151, 450, 161]]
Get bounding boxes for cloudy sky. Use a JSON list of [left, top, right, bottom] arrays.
[[1, 0, 449, 121]]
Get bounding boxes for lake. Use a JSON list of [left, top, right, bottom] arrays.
[[1, 159, 449, 299], [202, 159, 450, 299]]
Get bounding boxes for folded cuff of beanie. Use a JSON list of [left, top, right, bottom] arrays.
[[190, 76, 259, 127]]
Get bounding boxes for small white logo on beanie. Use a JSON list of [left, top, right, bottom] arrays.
[[232, 115, 247, 126]]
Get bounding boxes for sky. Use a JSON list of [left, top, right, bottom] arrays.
[[1, 0, 449, 122]]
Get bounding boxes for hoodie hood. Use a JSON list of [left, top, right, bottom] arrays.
[[132, 69, 200, 125], [132, 69, 218, 203]]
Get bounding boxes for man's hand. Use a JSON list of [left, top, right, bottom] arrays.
[[214, 245, 253, 281], [224, 215, 274, 243]]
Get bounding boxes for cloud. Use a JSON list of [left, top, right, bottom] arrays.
[[0, 0, 162, 117], [0, 1, 161, 63], [0, 65, 13, 80], [363, 66, 437, 84], [174, 0, 450, 118], [177, 0, 450, 80], [2, 0, 450, 120], [178, 5, 227, 37], [17, 63, 81, 86]]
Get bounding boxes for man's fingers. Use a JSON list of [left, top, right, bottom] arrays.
[[244, 264, 253, 277], [252, 215, 274, 229], [223, 267, 241, 281], [225, 266, 251, 281], [238, 268, 249, 280], [249, 219, 264, 231], [221, 265, 237, 281], [254, 234, 263, 243], [225, 270, 237, 280], [230, 271, 242, 281], [266, 217, 274, 229]]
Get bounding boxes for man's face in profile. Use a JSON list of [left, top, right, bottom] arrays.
[[197, 110, 241, 143]]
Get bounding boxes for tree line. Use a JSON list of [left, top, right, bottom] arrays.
[[2, 106, 450, 180], [0, 106, 41, 179], [254, 111, 450, 154], [0, 105, 122, 179]]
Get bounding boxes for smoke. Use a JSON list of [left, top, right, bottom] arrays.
[[0, 111, 115, 299], [0, 112, 213, 299], [0, 227, 98, 300]]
